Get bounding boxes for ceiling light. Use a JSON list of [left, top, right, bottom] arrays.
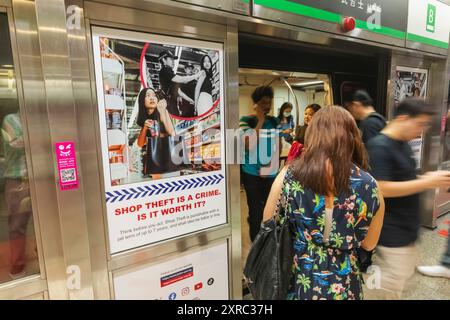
[[292, 81, 324, 86]]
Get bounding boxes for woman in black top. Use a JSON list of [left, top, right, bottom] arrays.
[[294, 103, 322, 144], [137, 87, 176, 179], [195, 54, 214, 116]]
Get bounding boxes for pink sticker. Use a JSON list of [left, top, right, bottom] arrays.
[[55, 141, 79, 190]]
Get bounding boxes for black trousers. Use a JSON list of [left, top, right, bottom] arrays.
[[242, 172, 275, 242]]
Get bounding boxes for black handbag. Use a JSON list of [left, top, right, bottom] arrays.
[[357, 247, 374, 273], [143, 135, 177, 175], [243, 182, 294, 300], [142, 114, 176, 175]]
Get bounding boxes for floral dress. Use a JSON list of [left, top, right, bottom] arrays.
[[283, 165, 380, 300]]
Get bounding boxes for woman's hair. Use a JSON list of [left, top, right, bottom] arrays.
[[136, 87, 159, 127], [291, 106, 368, 196], [278, 102, 293, 120], [200, 55, 213, 78], [294, 104, 322, 142], [305, 103, 322, 114]]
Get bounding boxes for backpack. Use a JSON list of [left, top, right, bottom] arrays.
[[367, 112, 387, 124]]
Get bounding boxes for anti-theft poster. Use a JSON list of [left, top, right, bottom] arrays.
[[394, 66, 429, 168], [92, 27, 226, 254], [394, 66, 428, 105], [113, 240, 229, 300]]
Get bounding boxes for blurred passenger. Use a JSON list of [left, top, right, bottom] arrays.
[[287, 104, 321, 162], [2, 113, 32, 279], [365, 98, 450, 299], [417, 227, 450, 278], [263, 106, 385, 300], [240, 86, 281, 242], [348, 90, 386, 144], [277, 102, 295, 144]]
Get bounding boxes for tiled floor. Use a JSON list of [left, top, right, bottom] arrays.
[[403, 215, 450, 300], [240, 188, 450, 300]]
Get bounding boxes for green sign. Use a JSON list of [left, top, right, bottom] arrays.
[[426, 3, 436, 33]]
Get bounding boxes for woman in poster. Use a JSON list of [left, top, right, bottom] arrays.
[[195, 54, 214, 116], [136, 87, 178, 179]]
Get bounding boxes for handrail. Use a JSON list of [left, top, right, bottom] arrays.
[[280, 77, 300, 127]]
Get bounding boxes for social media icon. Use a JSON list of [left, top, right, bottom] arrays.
[[194, 282, 203, 291], [207, 278, 214, 286], [168, 292, 177, 300], [181, 287, 190, 296]]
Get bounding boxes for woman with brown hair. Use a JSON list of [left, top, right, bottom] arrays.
[[262, 106, 385, 300], [287, 104, 321, 162]]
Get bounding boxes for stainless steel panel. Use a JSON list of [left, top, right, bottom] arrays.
[[12, 0, 68, 299], [436, 161, 450, 216], [88, 0, 243, 25], [224, 23, 242, 300], [65, 0, 111, 300], [388, 52, 447, 228], [84, 2, 242, 299], [172, 0, 249, 15], [109, 225, 231, 271], [1, 5, 45, 292], [253, 4, 406, 48], [111, 237, 231, 299], [0, 276, 46, 300], [19, 292, 45, 300], [0, 0, 11, 8], [31, 0, 95, 299], [435, 36, 450, 217], [85, 1, 226, 41], [406, 40, 449, 57]]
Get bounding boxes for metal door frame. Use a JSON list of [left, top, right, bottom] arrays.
[[388, 51, 448, 228], [0, 2, 48, 300]]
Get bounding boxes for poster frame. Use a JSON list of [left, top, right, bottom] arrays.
[[111, 238, 230, 300], [90, 25, 228, 255]]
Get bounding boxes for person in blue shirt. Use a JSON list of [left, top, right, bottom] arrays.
[[277, 102, 295, 144], [239, 86, 281, 241]]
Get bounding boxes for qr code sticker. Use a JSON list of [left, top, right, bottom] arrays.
[[60, 168, 76, 183]]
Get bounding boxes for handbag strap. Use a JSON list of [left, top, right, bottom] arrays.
[[272, 168, 290, 220]]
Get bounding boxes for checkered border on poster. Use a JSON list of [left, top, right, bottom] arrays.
[[105, 174, 225, 203], [408, 139, 422, 147]]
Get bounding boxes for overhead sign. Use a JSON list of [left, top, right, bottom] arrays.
[[253, 0, 408, 39], [407, 0, 450, 50]]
